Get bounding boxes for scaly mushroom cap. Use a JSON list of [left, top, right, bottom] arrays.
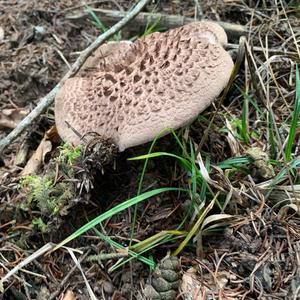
[[55, 21, 234, 151]]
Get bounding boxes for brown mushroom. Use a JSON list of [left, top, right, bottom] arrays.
[[55, 21, 234, 151]]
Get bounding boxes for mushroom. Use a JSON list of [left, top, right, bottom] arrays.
[[55, 21, 234, 152]]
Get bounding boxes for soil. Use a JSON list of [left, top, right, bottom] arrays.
[[1, 0, 300, 299]]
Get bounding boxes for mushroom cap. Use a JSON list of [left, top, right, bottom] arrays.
[[55, 21, 234, 151]]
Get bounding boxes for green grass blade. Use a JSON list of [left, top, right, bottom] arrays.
[[142, 15, 162, 37], [53, 187, 185, 251], [85, 6, 108, 33], [129, 152, 192, 172], [241, 89, 250, 144], [110, 232, 183, 272], [285, 64, 300, 161], [217, 156, 253, 169], [129, 151, 185, 161], [272, 156, 300, 185], [130, 230, 186, 253], [172, 196, 216, 256], [129, 128, 186, 247], [189, 140, 197, 202], [93, 227, 154, 268]]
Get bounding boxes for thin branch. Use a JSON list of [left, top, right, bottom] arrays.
[[48, 250, 91, 300], [66, 8, 247, 39], [0, 243, 55, 286], [0, 0, 150, 154]]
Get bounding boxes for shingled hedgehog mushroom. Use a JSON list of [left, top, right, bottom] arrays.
[[55, 22, 234, 152]]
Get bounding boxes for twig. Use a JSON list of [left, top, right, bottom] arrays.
[[0, 243, 55, 289], [48, 250, 91, 300], [86, 252, 128, 262], [66, 8, 248, 40], [21, 274, 32, 300], [0, 0, 150, 154], [60, 0, 124, 14]]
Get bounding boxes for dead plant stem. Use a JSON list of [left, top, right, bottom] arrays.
[[66, 8, 247, 39]]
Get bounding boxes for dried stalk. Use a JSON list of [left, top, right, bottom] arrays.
[[66, 8, 247, 39]]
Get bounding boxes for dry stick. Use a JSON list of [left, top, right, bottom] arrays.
[[0, 242, 55, 288], [48, 250, 91, 300], [0, 0, 150, 154], [66, 8, 247, 40]]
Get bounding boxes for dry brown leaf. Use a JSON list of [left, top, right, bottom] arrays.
[[15, 141, 30, 166], [0, 108, 28, 129], [225, 119, 241, 156], [62, 290, 76, 300], [21, 126, 58, 176], [181, 268, 202, 300], [21, 139, 51, 176], [46, 125, 61, 144]]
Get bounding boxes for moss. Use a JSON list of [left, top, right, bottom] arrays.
[[57, 143, 83, 165], [20, 173, 74, 215], [32, 217, 47, 233], [17, 142, 98, 233]]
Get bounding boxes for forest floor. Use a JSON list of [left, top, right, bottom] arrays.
[[1, 0, 300, 299]]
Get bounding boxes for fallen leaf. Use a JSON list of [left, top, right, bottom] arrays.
[[46, 125, 61, 144], [181, 268, 202, 300], [15, 141, 30, 167], [225, 119, 241, 156], [0, 108, 28, 129], [62, 290, 76, 300], [21, 126, 58, 176], [21, 139, 51, 176]]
